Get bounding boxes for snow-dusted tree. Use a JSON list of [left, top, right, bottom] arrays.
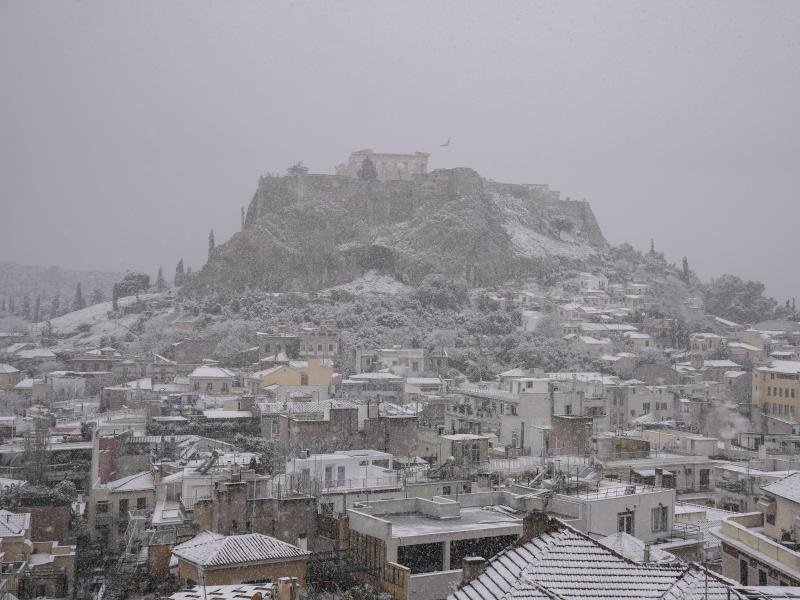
[[32, 296, 40, 323], [174, 259, 185, 286], [358, 156, 378, 180], [156, 267, 167, 292], [91, 288, 105, 304], [73, 282, 86, 311], [681, 256, 690, 281], [21, 294, 30, 319], [8, 297, 14, 315], [0, 298, 5, 312], [208, 229, 215, 260]]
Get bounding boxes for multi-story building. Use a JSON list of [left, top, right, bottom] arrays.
[[752, 360, 800, 421], [0, 509, 76, 598], [713, 472, 800, 586]]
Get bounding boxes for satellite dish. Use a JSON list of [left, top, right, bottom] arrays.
[[251, 592, 263, 600]]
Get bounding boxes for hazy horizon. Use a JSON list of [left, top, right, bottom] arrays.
[[2, 1, 799, 300]]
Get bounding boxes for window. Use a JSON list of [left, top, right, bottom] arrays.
[[324, 466, 333, 486], [510, 405, 517, 416], [328, 344, 334, 352], [206, 382, 213, 392], [759, 570, 768, 586], [642, 403, 651, 413], [442, 485, 452, 495], [264, 343, 271, 353], [617, 511, 634, 534], [118, 498, 128, 518], [222, 382, 229, 393], [337, 466, 345, 486], [564, 404, 572, 415], [300, 373, 308, 385], [651, 505, 668, 532], [137, 497, 147, 510], [317, 344, 323, 352], [96, 501, 109, 514], [739, 559, 749, 585]]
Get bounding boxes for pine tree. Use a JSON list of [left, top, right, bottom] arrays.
[[649, 238, 655, 255], [21, 294, 31, 319], [73, 282, 86, 311], [682, 257, 690, 280], [50, 293, 60, 318], [33, 296, 41, 323], [174, 259, 185, 287], [156, 267, 167, 292], [208, 229, 215, 260], [358, 157, 378, 180], [91, 288, 104, 304], [793, 298, 797, 312]]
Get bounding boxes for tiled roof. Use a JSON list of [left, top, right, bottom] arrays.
[[762, 472, 800, 503], [170, 584, 275, 600], [172, 532, 310, 568], [0, 509, 30, 536], [450, 519, 740, 600]]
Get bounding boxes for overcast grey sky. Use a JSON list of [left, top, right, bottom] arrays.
[[2, 1, 799, 299]]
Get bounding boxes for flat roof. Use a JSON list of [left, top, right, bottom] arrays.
[[385, 505, 522, 539]]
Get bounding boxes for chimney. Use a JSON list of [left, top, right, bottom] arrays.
[[643, 542, 651, 564], [277, 577, 299, 600], [520, 510, 551, 544], [462, 556, 487, 585], [654, 467, 663, 489]]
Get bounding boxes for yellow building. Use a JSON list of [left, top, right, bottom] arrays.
[[752, 360, 800, 419], [247, 359, 335, 394]]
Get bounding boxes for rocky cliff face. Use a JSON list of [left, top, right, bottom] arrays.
[[186, 168, 607, 295]]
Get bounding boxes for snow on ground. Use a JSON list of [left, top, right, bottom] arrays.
[[504, 219, 597, 260], [33, 293, 168, 349], [493, 193, 597, 260], [324, 270, 413, 295]]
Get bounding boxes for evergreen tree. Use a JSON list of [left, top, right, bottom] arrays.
[[358, 156, 378, 180], [682, 256, 690, 281], [33, 296, 41, 323], [208, 229, 215, 260], [21, 294, 30, 319], [8, 297, 15, 315], [73, 282, 86, 311], [1, 298, 5, 312], [50, 293, 60, 318], [794, 298, 797, 312], [91, 288, 105, 304], [649, 238, 655, 254], [174, 259, 185, 287], [156, 267, 167, 292]]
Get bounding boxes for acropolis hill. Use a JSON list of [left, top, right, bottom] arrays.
[[187, 160, 607, 296]]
